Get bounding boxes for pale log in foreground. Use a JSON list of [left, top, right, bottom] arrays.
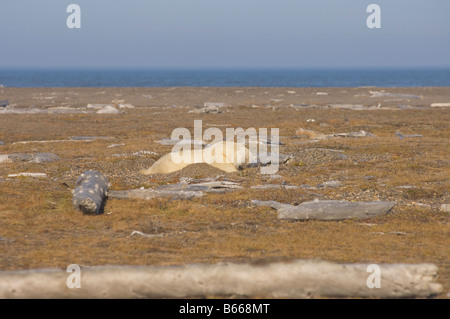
[[0, 260, 441, 298]]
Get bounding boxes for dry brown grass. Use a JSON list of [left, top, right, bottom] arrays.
[[0, 88, 449, 298]]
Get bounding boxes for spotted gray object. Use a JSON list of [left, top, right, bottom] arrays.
[[72, 170, 110, 215]]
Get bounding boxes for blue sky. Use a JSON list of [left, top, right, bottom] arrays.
[[0, 0, 449, 68]]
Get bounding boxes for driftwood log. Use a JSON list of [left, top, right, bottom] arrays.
[[252, 200, 395, 221], [72, 171, 110, 215], [108, 189, 203, 201], [0, 260, 442, 298]]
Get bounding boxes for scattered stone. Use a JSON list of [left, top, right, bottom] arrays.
[[204, 102, 227, 108], [369, 91, 421, 99], [295, 128, 327, 140], [439, 204, 450, 213], [287, 91, 296, 94], [69, 136, 113, 141], [395, 132, 423, 139], [155, 138, 206, 146], [0, 260, 441, 298], [72, 171, 110, 215], [112, 151, 158, 158], [189, 106, 222, 114], [130, 230, 163, 238], [328, 104, 365, 110], [316, 92, 329, 96], [430, 103, 450, 108], [0, 141, 4, 146], [0, 236, 14, 243], [252, 199, 395, 221], [396, 185, 416, 189], [306, 119, 316, 122], [8, 173, 48, 178], [270, 99, 284, 103], [331, 130, 375, 138], [107, 143, 125, 148], [96, 105, 121, 114], [0, 153, 60, 164], [109, 188, 203, 200], [318, 180, 342, 188], [251, 184, 299, 190], [0, 100, 9, 108]]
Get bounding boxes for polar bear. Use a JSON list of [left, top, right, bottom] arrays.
[[140, 141, 255, 175]]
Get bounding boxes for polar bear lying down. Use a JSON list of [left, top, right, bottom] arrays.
[[140, 141, 255, 174]]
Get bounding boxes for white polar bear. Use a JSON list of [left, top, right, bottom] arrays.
[[140, 141, 256, 175]]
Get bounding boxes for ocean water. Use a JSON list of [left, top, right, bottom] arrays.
[[1, 68, 450, 87]]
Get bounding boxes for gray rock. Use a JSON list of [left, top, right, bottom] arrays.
[[0, 153, 60, 163], [0, 141, 4, 145], [395, 132, 423, 139], [189, 106, 222, 114], [332, 130, 376, 138], [318, 180, 342, 188], [252, 199, 395, 221], [72, 171, 110, 215], [8, 173, 47, 178], [0, 100, 9, 108], [109, 189, 203, 200], [69, 136, 113, 141], [430, 103, 450, 108], [204, 102, 227, 108], [33, 153, 61, 163], [369, 91, 421, 99], [0, 236, 14, 243], [96, 105, 121, 114], [155, 138, 206, 146], [439, 204, 450, 213], [156, 180, 242, 194], [0, 260, 441, 298]]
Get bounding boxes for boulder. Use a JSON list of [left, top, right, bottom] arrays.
[[252, 199, 395, 221]]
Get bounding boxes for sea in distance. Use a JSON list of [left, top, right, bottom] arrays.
[[1, 68, 450, 88]]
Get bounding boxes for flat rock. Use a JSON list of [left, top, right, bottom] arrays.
[[369, 91, 421, 99], [430, 103, 450, 107], [155, 138, 206, 146], [318, 180, 342, 188], [96, 106, 121, 114], [0, 260, 442, 298], [252, 199, 395, 221], [204, 102, 227, 108], [189, 106, 222, 114], [439, 204, 450, 213], [118, 103, 135, 109], [72, 171, 110, 215], [69, 136, 113, 141], [331, 130, 375, 138], [395, 132, 423, 139], [87, 104, 112, 109], [8, 173, 47, 178], [0, 153, 60, 163], [0, 100, 9, 108], [328, 104, 365, 110], [109, 189, 204, 200], [157, 180, 242, 193], [251, 184, 299, 190]]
